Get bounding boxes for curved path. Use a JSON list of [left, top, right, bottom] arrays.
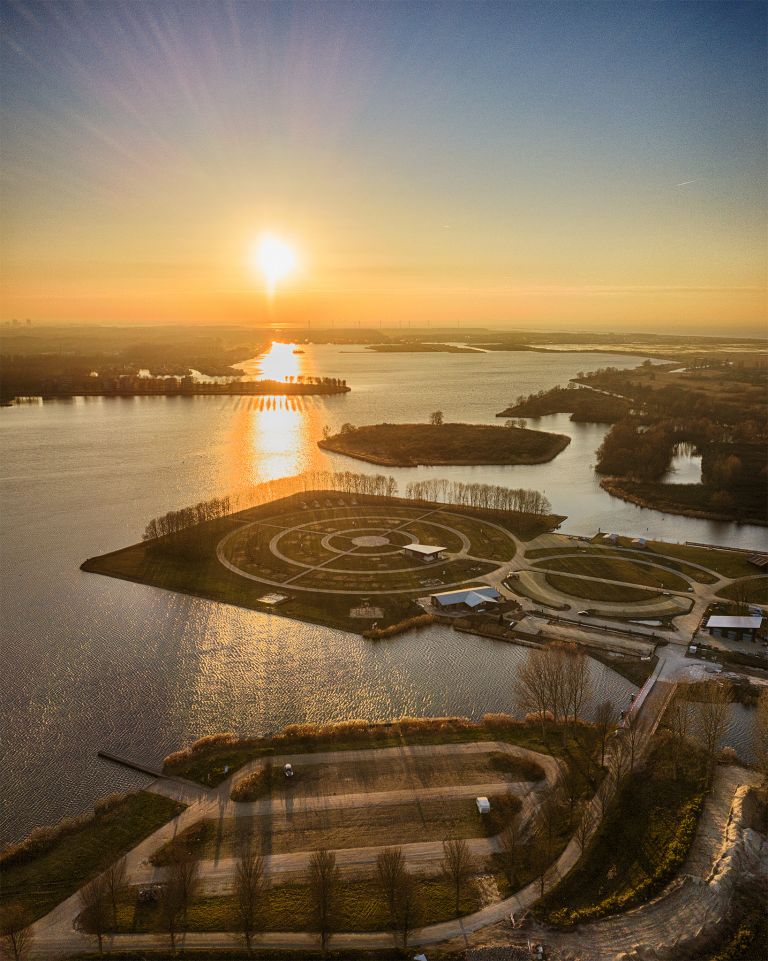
[[217, 506, 520, 595]]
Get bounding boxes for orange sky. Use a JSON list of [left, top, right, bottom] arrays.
[[2, 1, 766, 334]]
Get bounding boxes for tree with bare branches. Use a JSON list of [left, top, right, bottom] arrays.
[[623, 711, 642, 772], [497, 817, 522, 886], [0, 903, 34, 961], [79, 874, 110, 956], [574, 801, 596, 855], [234, 849, 267, 954], [158, 872, 184, 956], [695, 681, 732, 783], [376, 847, 405, 932], [105, 856, 127, 929], [308, 848, 341, 953], [441, 838, 474, 916], [514, 647, 553, 736], [593, 700, 616, 768], [666, 690, 692, 777]]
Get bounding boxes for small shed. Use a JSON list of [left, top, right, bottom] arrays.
[[476, 796, 491, 814], [403, 543, 446, 563], [631, 537, 648, 549], [747, 554, 768, 569], [605, 533, 619, 545], [705, 614, 763, 642]]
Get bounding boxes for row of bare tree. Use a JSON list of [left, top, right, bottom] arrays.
[[404, 478, 551, 515], [140, 467, 553, 547]]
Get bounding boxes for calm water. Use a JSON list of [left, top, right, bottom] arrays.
[[1, 346, 764, 843]]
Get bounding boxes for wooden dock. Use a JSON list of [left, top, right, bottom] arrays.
[[97, 751, 164, 778]]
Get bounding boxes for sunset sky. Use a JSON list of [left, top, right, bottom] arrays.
[[1, 0, 765, 332]]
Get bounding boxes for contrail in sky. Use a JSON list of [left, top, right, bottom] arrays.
[[676, 180, 697, 186]]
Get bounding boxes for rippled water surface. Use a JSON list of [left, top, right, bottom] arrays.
[[1, 346, 764, 842]]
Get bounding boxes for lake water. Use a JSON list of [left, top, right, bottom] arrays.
[[1, 345, 764, 843]]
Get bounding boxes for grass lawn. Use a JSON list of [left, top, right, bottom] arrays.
[[0, 792, 184, 921], [117, 875, 485, 934], [533, 555, 690, 591], [536, 739, 707, 925], [525, 545, 717, 584], [318, 422, 570, 467], [163, 715, 598, 787], [230, 749, 545, 802], [151, 794, 521, 864], [601, 538, 761, 580], [544, 573, 662, 603], [716, 577, 768, 605]]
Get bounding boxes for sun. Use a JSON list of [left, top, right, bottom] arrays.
[[250, 233, 299, 297]]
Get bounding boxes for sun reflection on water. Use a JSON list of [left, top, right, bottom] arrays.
[[256, 341, 301, 382]]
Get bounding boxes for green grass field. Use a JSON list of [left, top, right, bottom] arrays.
[[115, 875, 485, 934], [83, 492, 544, 633], [544, 573, 662, 603], [716, 577, 768, 605], [0, 792, 184, 921], [533, 554, 690, 591], [525, 545, 718, 584]]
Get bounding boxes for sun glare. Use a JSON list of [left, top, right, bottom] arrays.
[[251, 233, 299, 296]]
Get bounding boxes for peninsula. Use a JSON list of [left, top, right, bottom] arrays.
[[318, 422, 570, 467]]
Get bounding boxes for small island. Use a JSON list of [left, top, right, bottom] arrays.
[[318, 421, 570, 467]]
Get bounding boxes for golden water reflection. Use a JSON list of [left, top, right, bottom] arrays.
[[255, 341, 302, 382]]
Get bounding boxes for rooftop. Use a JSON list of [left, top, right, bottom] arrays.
[[706, 615, 763, 630], [405, 543, 446, 556], [431, 586, 501, 608]]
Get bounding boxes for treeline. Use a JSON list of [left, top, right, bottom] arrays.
[[282, 376, 347, 387], [142, 497, 233, 541], [404, 478, 551, 515], [140, 470, 553, 546]]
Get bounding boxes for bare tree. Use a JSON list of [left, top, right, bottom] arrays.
[[557, 759, 581, 823], [593, 700, 616, 768], [376, 847, 405, 931], [429, 410, 444, 427], [308, 848, 340, 953], [105, 856, 127, 929], [754, 688, 768, 782], [665, 688, 691, 777], [79, 874, 110, 956], [397, 868, 419, 949], [158, 873, 184, 956], [574, 801, 596, 855], [234, 849, 267, 955], [607, 732, 631, 787], [0, 903, 34, 961], [167, 848, 200, 928], [624, 711, 642, 772], [695, 681, 732, 783], [534, 788, 565, 895], [562, 647, 592, 726], [514, 647, 553, 736], [441, 838, 474, 916], [497, 818, 522, 886]]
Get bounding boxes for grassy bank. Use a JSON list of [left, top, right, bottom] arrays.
[[163, 715, 597, 787], [536, 738, 707, 926], [0, 792, 184, 921], [318, 422, 570, 467]]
